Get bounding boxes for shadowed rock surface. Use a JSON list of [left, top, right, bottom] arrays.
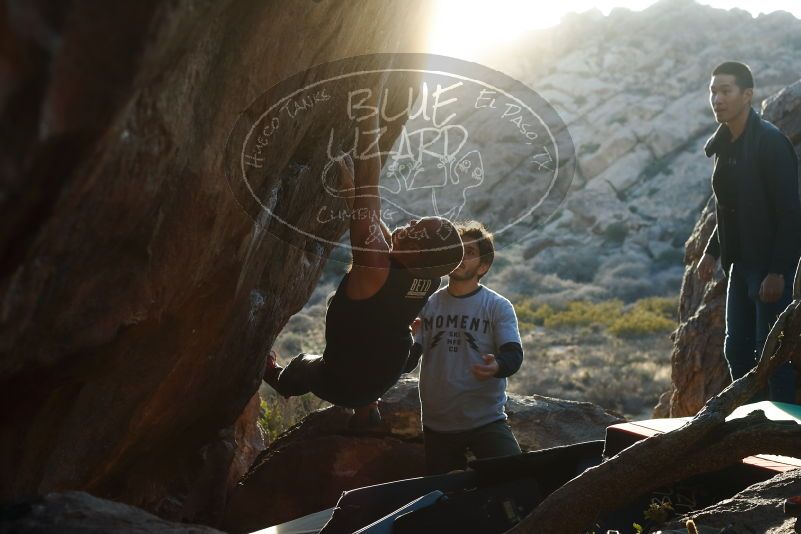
[[664, 468, 801, 534], [223, 377, 623, 532], [0, 491, 223, 534], [0, 0, 429, 525], [660, 77, 801, 417], [655, 197, 729, 417]]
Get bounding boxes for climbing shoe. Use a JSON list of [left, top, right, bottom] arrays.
[[263, 349, 282, 387], [348, 401, 382, 429]]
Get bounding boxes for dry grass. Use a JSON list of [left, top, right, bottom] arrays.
[[511, 326, 672, 419]]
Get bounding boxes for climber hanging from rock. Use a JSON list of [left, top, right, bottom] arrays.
[[263, 92, 464, 428]]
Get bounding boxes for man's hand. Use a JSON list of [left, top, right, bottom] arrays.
[[471, 354, 499, 381], [697, 253, 717, 283], [759, 273, 785, 303], [410, 317, 421, 337]]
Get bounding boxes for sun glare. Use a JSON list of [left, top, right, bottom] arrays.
[[427, 0, 801, 62], [427, 1, 548, 60]]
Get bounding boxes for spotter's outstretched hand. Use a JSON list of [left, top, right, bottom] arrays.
[[471, 354, 499, 381]]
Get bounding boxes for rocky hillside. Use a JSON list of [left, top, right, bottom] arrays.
[[392, 0, 801, 303]]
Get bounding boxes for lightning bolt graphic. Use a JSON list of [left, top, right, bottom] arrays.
[[464, 332, 479, 351], [431, 331, 445, 348]]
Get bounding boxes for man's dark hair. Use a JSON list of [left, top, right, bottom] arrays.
[[457, 220, 494, 280], [712, 61, 754, 90]]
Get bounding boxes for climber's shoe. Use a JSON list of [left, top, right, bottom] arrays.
[[348, 401, 382, 430], [263, 349, 282, 387]]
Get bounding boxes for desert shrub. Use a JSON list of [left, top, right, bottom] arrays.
[[274, 307, 327, 357], [598, 258, 648, 278], [542, 299, 623, 328], [653, 245, 685, 268], [612, 279, 660, 302], [608, 308, 675, 338], [607, 296, 678, 338], [492, 265, 545, 297], [593, 259, 659, 302], [274, 332, 304, 356], [514, 300, 554, 330], [258, 397, 285, 443], [259, 390, 329, 444], [490, 252, 511, 271], [535, 245, 602, 283], [285, 313, 315, 333], [495, 266, 610, 307], [633, 296, 678, 320], [306, 282, 336, 306], [515, 296, 677, 338], [521, 238, 554, 261], [603, 221, 628, 244], [643, 157, 673, 179]]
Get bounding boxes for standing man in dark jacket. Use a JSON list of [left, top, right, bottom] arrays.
[[697, 61, 801, 402]]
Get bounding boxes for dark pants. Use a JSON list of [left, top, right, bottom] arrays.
[[272, 353, 394, 409], [724, 263, 795, 403], [272, 353, 325, 397], [423, 419, 521, 475]]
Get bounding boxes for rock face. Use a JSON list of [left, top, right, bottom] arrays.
[[225, 393, 265, 496], [660, 76, 801, 417], [655, 198, 729, 417], [0, 491, 223, 534], [664, 469, 801, 533], [222, 377, 623, 532], [0, 0, 429, 525]]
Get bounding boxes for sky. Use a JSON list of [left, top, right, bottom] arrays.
[[428, 0, 801, 59]]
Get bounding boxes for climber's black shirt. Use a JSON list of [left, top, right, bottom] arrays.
[[319, 257, 440, 405]]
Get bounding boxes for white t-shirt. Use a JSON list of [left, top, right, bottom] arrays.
[[415, 285, 522, 432]]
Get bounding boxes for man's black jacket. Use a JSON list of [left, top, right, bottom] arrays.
[[704, 107, 801, 277]]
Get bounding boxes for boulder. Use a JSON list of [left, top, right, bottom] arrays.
[[763, 79, 801, 153], [664, 469, 801, 534], [0, 0, 430, 525], [579, 125, 639, 181], [0, 491, 223, 533], [587, 144, 651, 193], [505, 392, 625, 451], [763, 79, 801, 148], [224, 393, 265, 496], [658, 197, 729, 417], [222, 378, 622, 532]]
